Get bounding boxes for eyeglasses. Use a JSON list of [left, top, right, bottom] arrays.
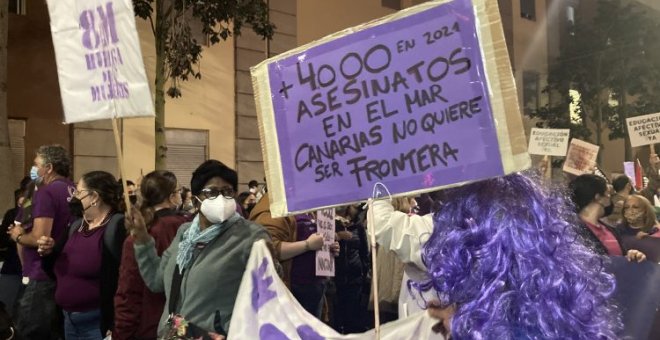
[[68, 187, 91, 198], [200, 186, 235, 200]]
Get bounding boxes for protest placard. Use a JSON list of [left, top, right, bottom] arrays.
[[527, 128, 570, 156], [562, 139, 599, 176], [315, 209, 335, 277], [252, 0, 530, 217], [46, 0, 154, 123], [228, 240, 440, 339], [626, 112, 660, 148], [624, 162, 636, 188]]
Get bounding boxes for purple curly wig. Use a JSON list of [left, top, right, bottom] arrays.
[[419, 173, 622, 339]]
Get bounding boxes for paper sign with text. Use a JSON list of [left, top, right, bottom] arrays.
[[528, 128, 570, 156], [563, 139, 599, 176], [46, 0, 154, 123], [315, 209, 335, 277], [624, 162, 636, 188], [252, 0, 530, 216], [626, 112, 660, 148]]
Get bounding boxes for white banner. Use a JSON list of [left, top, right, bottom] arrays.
[[626, 112, 660, 148], [46, 0, 154, 123], [316, 209, 335, 277], [563, 139, 599, 176], [527, 128, 570, 156], [227, 240, 442, 339]]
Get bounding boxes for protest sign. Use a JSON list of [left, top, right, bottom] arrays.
[[227, 240, 439, 339], [46, 0, 154, 123], [623, 162, 636, 188], [252, 0, 530, 217], [562, 139, 599, 176], [626, 112, 660, 148], [527, 128, 570, 156], [315, 209, 335, 277]]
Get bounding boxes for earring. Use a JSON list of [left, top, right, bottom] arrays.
[[92, 201, 98, 207]]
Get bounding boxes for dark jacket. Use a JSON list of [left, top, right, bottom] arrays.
[[335, 219, 369, 286], [43, 213, 126, 335], [114, 209, 191, 340]]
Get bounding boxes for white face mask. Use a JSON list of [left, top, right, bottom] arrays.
[[198, 196, 236, 224]]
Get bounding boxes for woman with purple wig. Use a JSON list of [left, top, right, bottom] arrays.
[[419, 173, 622, 339]]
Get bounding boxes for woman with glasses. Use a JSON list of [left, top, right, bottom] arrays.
[[37, 171, 126, 339], [113, 171, 191, 340], [126, 160, 271, 337]]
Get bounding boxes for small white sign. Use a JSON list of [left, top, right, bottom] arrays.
[[315, 208, 335, 277], [527, 128, 570, 156], [626, 112, 660, 148], [563, 139, 599, 176]]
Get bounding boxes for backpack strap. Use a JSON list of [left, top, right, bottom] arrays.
[[103, 213, 125, 261]]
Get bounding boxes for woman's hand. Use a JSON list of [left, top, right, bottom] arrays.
[[427, 300, 455, 337], [306, 233, 324, 251], [37, 236, 55, 256], [626, 249, 647, 262], [125, 207, 150, 244]]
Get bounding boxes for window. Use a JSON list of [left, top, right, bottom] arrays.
[[382, 0, 402, 10], [522, 71, 539, 115], [520, 0, 536, 21], [165, 129, 208, 189], [9, 0, 27, 15], [8, 119, 26, 185]]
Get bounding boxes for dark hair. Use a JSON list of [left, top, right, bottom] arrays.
[[180, 186, 191, 202], [419, 173, 621, 339], [19, 176, 31, 192], [13, 189, 22, 207], [139, 171, 178, 227], [248, 180, 259, 188], [36, 145, 71, 178], [612, 175, 631, 193], [81, 171, 122, 212], [236, 191, 251, 207], [190, 160, 238, 195], [569, 174, 608, 212]]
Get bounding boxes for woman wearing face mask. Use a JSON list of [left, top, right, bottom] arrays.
[[37, 171, 126, 339], [113, 171, 191, 340], [616, 194, 660, 263], [569, 174, 646, 261], [126, 160, 271, 337], [236, 191, 257, 218]]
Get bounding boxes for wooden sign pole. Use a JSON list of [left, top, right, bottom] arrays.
[[112, 118, 132, 218]]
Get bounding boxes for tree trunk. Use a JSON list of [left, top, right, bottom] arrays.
[[154, 0, 167, 170], [0, 1, 14, 212]]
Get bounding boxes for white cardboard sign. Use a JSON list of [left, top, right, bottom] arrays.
[[563, 139, 599, 176], [527, 128, 570, 156], [626, 112, 660, 148]]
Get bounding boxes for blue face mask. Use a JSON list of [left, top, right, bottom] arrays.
[[29, 166, 41, 182]]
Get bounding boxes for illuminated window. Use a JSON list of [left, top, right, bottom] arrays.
[[569, 89, 582, 124]]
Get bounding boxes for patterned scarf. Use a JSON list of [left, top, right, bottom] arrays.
[[175, 214, 224, 274]]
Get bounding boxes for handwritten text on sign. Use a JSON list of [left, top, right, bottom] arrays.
[[315, 209, 335, 277], [527, 128, 570, 156], [563, 139, 599, 176], [268, 0, 503, 212], [626, 112, 660, 148], [47, 0, 154, 123]]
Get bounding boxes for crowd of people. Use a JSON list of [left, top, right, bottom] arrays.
[[0, 144, 659, 339]]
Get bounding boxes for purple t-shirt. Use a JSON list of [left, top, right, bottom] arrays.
[[54, 225, 105, 312], [291, 214, 323, 285], [23, 178, 75, 280]]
